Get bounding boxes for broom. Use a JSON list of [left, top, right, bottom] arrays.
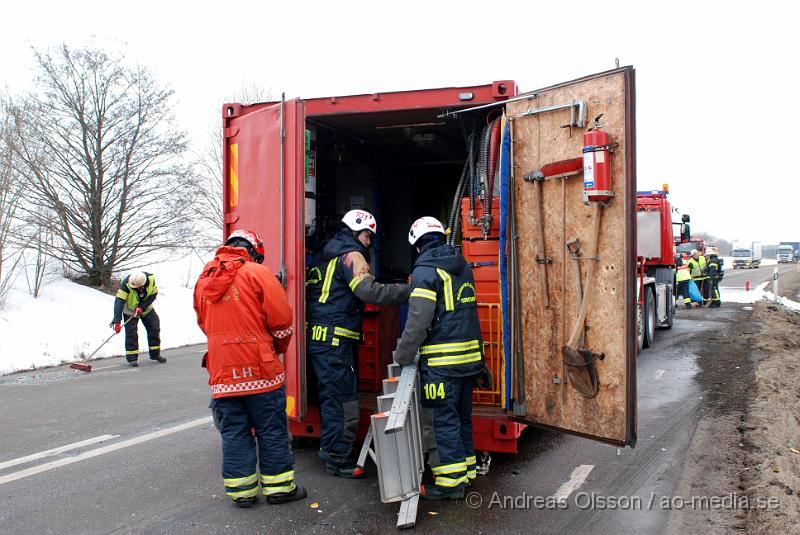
[[70, 315, 135, 372]]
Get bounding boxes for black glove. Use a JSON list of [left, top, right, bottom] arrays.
[[476, 366, 493, 390]]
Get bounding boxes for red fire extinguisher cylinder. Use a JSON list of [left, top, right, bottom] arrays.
[[583, 127, 613, 204]]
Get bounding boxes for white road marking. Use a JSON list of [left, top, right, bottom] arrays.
[[553, 464, 594, 501], [655, 369, 666, 380], [0, 435, 120, 471], [0, 416, 211, 486]]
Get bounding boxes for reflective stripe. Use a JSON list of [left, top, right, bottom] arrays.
[[465, 455, 477, 465], [333, 326, 361, 340], [126, 350, 139, 355], [271, 327, 293, 339], [224, 473, 258, 487], [435, 475, 468, 487], [318, 258, 338, 303], [116, 290, 129, 299], [260, 470, 294, 484], [210, 373, 285, 395], [432, 461, 467, 475], [226, 487, 259, 499], [262, 482, 297, 496], [149, 346, 160, 351], [410, 288, 437, 301], [419, 340, 480, 355], [428, 351, 483, 367], [467, 470, 477, 479], [332, 337, 340, 347], [349, 274, 366, 292], [436, 268, 454, 311]]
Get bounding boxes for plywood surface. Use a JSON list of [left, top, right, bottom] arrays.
[[509, 69, 633, 444]]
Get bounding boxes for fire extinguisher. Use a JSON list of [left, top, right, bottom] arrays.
[[582, 114, 616, 205]]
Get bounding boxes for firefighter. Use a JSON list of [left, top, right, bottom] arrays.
[[675, 256, 693, 309], [687, 249, 708, 307], [110, 271, 165, 367], [194, 229, 307, 507], [306, 209, 410, 478], [393, 216, 490, 501], [706, 247, 724, 308]]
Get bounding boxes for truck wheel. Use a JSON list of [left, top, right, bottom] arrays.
[[660, 286, 674, 330], [643, 287, 656, 348], [637, 302, 645, 352]]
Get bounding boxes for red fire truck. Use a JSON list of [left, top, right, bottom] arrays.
[[221, 68, 638, 457], [635, 188, 691, 350]]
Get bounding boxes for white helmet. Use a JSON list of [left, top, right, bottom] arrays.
[[342, 209, 377, 234], [129, 271, 147, 288], [408, 216, 446, 246], [690, 249, 698, 256]]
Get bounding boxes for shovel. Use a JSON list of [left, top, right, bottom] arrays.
[[70, 315, 135, 373], [562, 203, 605, 398]]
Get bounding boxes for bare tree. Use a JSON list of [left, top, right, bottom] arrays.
[[193, 84, 271, 243], [0, 94, 25, 303], [8, 44, 196, 289]]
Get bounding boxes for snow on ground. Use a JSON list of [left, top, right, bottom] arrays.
[[0, 249, 216, 375], [722, 281, 771, 304], [722, 278, 800, 312]]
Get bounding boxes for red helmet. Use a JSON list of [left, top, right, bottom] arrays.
[[225, 229, 265, 264]]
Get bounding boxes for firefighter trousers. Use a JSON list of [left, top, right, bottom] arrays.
[[123, 310, 160, 362], [308, 343, 359, 464], [676, 281, 691, 305], [421, 370, 478, 490], [210, 387, 297, 501], [709, 279, 721, 307]]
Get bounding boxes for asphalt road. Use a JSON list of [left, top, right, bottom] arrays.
[[719, 262, 797, 288], [0, 306, 746, 535]]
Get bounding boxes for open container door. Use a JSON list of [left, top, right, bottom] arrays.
[[508, 67, 636, 446], [222, 98, 307, 421]]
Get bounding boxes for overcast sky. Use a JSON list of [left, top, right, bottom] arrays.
[[2, 1, 797, 244]]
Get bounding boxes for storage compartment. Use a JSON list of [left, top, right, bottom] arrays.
[[304, 107, 502, 404]]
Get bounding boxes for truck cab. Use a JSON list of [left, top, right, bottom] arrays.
[[732, 243, 762, 269], [777, 245, 794, 263]]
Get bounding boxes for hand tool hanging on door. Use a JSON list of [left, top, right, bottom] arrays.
[[565, 237, 585, 347], [562, 204, 605, 398], [522, 158, 583, 309]]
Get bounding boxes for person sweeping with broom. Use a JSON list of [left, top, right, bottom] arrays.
[[110, 271, 166, 367]]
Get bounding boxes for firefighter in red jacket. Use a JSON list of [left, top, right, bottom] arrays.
[[193, 229, 307, 508]]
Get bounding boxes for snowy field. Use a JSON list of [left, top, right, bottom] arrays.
[[0, 250, 215, 375]]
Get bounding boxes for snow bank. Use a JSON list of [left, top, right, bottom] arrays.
[[722, 280, 800, 312], [0, 250, 215, 375], [722, 281, 770, 304]]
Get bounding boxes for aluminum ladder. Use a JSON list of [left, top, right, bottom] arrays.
[[356, 361, 427, 529]]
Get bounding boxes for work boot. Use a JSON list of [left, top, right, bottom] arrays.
[[325, 461, 365, 479], [266, 485, 308, 505], [128, 360, 139, 367], [150, 355, 167, 363], [318, 448, 330, 462], [420, 484, 464, 501], [233, 497, 257, 508], [685, 303, 692, 309]]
